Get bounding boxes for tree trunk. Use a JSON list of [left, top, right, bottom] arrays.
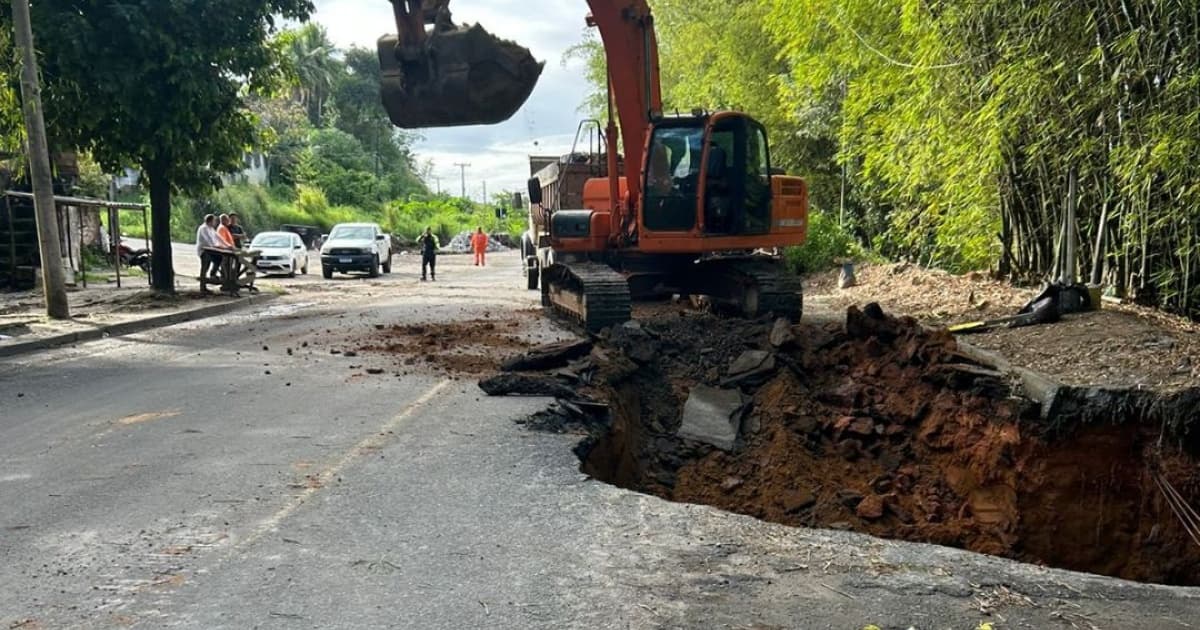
[[145, 163, 175, 293]]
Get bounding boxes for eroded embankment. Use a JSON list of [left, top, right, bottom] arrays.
[[577, 305, 1200, 586]]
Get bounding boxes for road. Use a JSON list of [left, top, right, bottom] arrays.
[[2, 252, 1198, 629]]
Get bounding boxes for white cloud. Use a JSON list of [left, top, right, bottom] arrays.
[[310, 0, 594, 195]]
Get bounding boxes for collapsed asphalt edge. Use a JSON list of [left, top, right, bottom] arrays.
[[0, 294, 276, 359]]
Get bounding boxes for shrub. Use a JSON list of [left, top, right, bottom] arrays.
[[784, 209, 863, 273]]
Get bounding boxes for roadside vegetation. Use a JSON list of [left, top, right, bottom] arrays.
[[573, 1, 1200, 318]]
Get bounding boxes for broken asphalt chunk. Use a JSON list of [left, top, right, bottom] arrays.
[[501, 340, 594, 372], [478, 374, 579, 399]]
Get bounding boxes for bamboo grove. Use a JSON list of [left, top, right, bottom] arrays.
[[639, 0, 1200, 316]]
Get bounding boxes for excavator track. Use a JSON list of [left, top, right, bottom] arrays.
[[541, 262, 632, 333], [690, 257, 804, 321]]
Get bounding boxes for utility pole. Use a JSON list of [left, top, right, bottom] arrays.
[[454, 162, 470, 199], [482, 180, 487, 205], [12, 0, 69, 319], [434, 176, 441, 195]]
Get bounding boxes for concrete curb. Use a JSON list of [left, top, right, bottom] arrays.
[[0, 294, 275, 359]]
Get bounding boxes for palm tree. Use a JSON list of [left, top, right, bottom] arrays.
[[279, 24, 340, 126]]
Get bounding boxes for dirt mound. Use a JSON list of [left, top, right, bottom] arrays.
[[808, 262, 1200, 390], [563, 305, 1200, 586], [356, 317, 534, 374]]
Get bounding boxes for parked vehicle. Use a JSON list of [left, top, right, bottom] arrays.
[[116, 238, 151, 273], [251, 231, 308, 277], [280, 224, 322, 250], [320, 223, 392, 279]]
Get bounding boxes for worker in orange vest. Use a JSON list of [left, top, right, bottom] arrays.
[[471, 227, 489, 267]]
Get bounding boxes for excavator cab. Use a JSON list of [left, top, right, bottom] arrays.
[[378, 0, 544, 128], [642, 113, 779, 237]]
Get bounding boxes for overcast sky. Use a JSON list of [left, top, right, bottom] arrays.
[[310, 0, 592, 201]]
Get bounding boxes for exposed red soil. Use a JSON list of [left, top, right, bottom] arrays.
[[580, 306, 1200, 585]]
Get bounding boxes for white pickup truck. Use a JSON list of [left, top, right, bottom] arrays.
[[320, 222, 393, 279]]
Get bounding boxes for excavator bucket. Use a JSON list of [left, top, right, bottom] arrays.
[[378, 21, 543, 128]]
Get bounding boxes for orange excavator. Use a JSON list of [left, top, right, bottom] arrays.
[[378, 0, 809, 331]]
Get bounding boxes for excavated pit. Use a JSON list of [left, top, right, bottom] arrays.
[[575, 306, 1200, 586]]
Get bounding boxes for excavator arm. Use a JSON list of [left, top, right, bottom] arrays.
[[379, 0, 662, 212]]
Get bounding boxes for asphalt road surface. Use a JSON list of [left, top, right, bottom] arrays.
[[2, 253, 1198, 629]]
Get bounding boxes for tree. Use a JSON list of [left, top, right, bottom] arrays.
[[26, 0, 314, 292], [0, 24, 24, 158], [245, 95, 312, 187], [278, 23, 339, 127], [330, 46, 424, 199], [331, 47, 389, 148]]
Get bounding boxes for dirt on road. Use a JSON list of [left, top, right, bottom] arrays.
[[355, 315, 539, 375]]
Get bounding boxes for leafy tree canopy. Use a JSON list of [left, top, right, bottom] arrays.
[[8, 0, 313, 290], [29, 0, 313, 193]]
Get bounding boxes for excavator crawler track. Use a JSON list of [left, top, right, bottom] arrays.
[[542, 262, 632, 333], [691, 258, 803, 321]]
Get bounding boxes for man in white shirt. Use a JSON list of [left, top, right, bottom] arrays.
[[195, 214, 223, 280]]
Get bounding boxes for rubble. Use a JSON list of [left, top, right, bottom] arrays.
[[501, 340, 593, 372], [489, 302, 1200, 587], [768, 318, 796, 348], [440, 231, 512, 254], [478, 374, 578, 399], [677, 386, 743, 451]]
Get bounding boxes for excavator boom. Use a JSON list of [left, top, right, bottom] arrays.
[[380, 1, 809, 332]]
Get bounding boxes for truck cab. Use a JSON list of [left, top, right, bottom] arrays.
[[320, 223, 393, 279]]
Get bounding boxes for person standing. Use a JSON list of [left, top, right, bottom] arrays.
[[471, 227, 489, 267], [228, 213, 246, 248], [417, 227, 440, 281], [216, 214, 236, 248], [195, 214, 223, 280]]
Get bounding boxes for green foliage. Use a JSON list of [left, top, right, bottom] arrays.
[[385, 194, 523, 245], [97, 20, 437, 248], [246, 96, 312, 187], [557, 1, 1200, 316], [562, 33, 607, 117], [277, 23, 340, 126], [28, 0, 313, 193], [0, 27, 24, 159], [294, 185, 331, 220], [73, 153, 111, 198], [18, 0, 313, 289], [784, 210, 863, 273]]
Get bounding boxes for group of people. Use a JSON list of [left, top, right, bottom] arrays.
[[194, 213, 245, 281], [195, 216, 492, 284], [414, 226, 490, 282]]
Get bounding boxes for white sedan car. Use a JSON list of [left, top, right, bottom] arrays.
[[251, 231, 309, 277]]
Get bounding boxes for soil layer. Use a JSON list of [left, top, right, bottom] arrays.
[[577, 306, 1200, 586]]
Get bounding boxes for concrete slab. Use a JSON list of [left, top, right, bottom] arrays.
[[678, 385, 743, 450], [728, 350, 771, 376]]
